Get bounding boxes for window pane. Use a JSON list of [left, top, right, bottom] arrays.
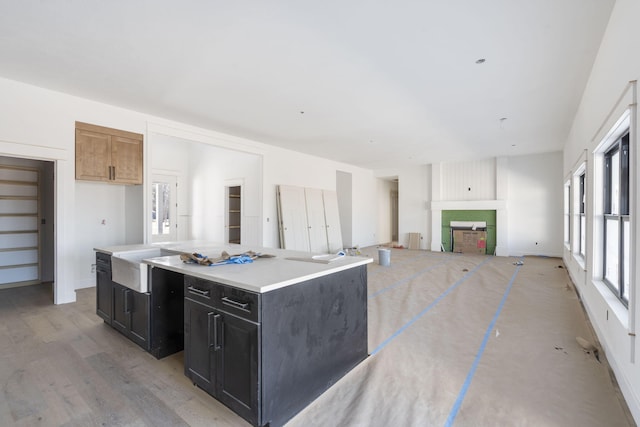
[[580, 215, 586, 257], [623, 219, 630, 301], [604, 218, 619, 290], [564, 184, 570, 244], [610, 150, 620, 215], [152, 182, 172, 236]]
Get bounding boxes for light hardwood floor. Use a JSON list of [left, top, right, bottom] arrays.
[[0, 250, 635, 426], [0, 283, 248, 427]]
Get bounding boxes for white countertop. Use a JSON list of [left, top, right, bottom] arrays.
[[95, 241, 372, 293]]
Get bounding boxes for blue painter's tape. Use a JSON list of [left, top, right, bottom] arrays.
[[370, 256, 493, 356], [444, 258, 523, 427]]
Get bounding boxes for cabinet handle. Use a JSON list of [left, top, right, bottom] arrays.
[[221, 296, 249, 311], [123, 288, 131, 313], [187, 286, 210, 298], [208, 312, 221, 351], [112, 166, 116, 180]]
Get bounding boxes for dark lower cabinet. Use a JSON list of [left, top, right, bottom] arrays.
[[184, 296, 260, 426], [184, 298, 217, 395], [112, 282, 150, 350], [95, 253, 184, 358]]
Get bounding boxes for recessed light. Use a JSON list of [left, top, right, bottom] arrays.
[[475, 58, 486, 64]]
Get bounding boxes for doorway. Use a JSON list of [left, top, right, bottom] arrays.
[[0, 156, 54, 291], [225, 184, 242, 244], [391, 188, 398, 242]]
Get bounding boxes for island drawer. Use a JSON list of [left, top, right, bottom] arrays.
[[184, 276, 259, 322]]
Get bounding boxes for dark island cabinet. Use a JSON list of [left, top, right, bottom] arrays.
[[183, 265, 368, 427], [112, 282, 150, 350], [95, 253, 184, 359], [184, 277, 260, 426]]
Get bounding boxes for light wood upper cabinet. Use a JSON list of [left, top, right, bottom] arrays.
[[75, 122, 143, 184]]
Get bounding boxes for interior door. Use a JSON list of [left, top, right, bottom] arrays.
[[0, 165, 40, 287], [277, 185, 310, 251], [305, 188, 329, 253], [151, 174, 177, 243], [323, 190, 343, 253]]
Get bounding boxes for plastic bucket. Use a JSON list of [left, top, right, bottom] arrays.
[[378, 248, 391, 266]]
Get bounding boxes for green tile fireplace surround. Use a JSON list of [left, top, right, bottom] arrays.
[[441, 210, 496, 254]]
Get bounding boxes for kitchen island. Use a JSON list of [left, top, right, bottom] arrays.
[[95, 242, 371, 427]]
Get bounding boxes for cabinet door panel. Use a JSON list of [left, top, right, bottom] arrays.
[[96, 267, 113, 323], [129, 290, 150, 350], [218, 313, 259, 425], [76, 129, 111, 181], [184, 298, 216, 396], [112, 284, 129, 334], [111, 135, 142, 184]]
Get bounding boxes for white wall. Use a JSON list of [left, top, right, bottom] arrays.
[[187, 142, 262, 245], [507, 152, 563, 257], [75, 181, 127, 288], [0, 76, 378, 303], [562, 0, 640, 422], [441, 158, 496, 201], [0, 77, 153, 303]]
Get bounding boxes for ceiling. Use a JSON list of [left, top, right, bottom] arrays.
[[0, 1, 615, 170]]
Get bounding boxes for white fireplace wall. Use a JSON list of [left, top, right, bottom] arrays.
[[429, 153, 562, 257], [439, 157, 497, 201], [430, 157, 508, 256]]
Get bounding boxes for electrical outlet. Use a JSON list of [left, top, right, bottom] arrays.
[[91, 264, 96, 274]]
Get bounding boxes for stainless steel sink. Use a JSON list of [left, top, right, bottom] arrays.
[[111, 248, 177, 293]]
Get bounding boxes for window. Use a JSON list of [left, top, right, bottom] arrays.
[[151, 174, 177, 243], [563, 180, 571, 247], [603, 132, 630, 304], [572, 163, 587, 264]]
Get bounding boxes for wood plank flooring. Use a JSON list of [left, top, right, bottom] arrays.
[[0, 283, 247, 427], [0, 250, 635, 426]]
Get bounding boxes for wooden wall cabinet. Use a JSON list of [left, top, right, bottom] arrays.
[[76, 121, 143, 184]]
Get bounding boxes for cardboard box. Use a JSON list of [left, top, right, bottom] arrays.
[[453, 230, 487, 254]]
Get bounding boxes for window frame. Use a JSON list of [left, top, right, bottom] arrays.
[[579, 171, 586, 259], [602, 131, 630, 305], [572, 162, 587, 266], [563, 180, 571, 248]]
